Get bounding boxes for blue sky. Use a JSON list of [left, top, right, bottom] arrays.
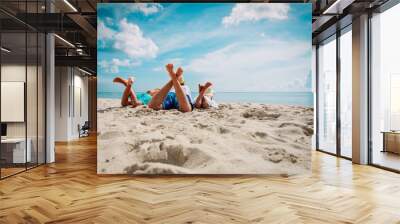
[[97, 3, 312, 93]]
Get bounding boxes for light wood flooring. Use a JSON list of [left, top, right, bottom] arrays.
[[0, 136, 400, 223]]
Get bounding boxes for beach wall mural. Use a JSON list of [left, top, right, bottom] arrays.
[[97, 3, 313, 174]]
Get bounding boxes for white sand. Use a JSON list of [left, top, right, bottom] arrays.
[[97, 99, 313, 175]]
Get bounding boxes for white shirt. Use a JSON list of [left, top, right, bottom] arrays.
[[171, 85, 193, 103]]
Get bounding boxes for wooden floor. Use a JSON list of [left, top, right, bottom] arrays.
[[1, 136, 400, 224]]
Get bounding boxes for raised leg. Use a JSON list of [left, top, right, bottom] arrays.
[[201, 97, 210, 109], [195, 84, 204, 109], [170, 67, 191, 113], [195, 82, 212, 109], [120, 79, 133, 107], [117, 77, 141, 107], [148, 64, 175, 110]]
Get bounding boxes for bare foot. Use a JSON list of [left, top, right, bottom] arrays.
[[176, 67, 183, 78], [131, 100, 143, 108], [113, 77, 128, 86], [198, 84, 205, 93], [199, 82, 212, 94], [166, 64, 175, 79], [127, 77, 134, 87]]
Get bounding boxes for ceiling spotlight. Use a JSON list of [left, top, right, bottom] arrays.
[[1, 47, 11, 53]]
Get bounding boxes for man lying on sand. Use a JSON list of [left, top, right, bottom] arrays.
[[148, 64, 194, 112]]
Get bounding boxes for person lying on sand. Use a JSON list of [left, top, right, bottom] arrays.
[[195, 82, 218, 109], [148, 64, 194, 113], [113, 64, 194, 112], [113, 77, 160, 108]]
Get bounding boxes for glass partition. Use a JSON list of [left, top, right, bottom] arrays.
[[0, 1, 46, 179], [317, 36, 337, 154], [38, 32, 45, 165], [339, 27, 352, 158], [27, 30, 38, 169], [370, 3, 400, 171], [1, 30, 28, 177]]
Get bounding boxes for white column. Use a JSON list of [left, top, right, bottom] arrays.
[[352, 14, 369, 164], [45, 1, 55, 163]]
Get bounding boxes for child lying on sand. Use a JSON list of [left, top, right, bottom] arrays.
[[195, 82, 218, 109], [114, 64, 216, 112]]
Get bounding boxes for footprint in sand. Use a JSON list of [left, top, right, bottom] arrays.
[[218, 127, 230, 134], [254, 131, 268, 138], [99, 131, 124, 140], [279, 122, 313, 136], [141, 142, 187, 166], [190, 137, 203, 144], [242, 109, 281, 120]]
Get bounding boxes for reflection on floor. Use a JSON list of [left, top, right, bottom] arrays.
[[0, 163, 42, 178], [373, 150, 400, 171], [0, 167, 25, 178]]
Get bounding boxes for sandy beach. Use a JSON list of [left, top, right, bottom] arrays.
[[97, 98, 313, 175]]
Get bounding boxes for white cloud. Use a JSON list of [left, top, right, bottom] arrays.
[[98, 19, 158, 59], [222, 3, 289, 27], [185, 39, 311, 92], [99, 58, 140, 74], [98, 20, 115, 40], [105, 17, 113, 25], [114, 19, 159, 59], [156, 29, 230, 54], [167, 58, 183, 66], [130, 3, 163, 16], [152, 67, 162, 72]]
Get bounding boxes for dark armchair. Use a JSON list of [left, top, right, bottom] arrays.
[[78, 121, 90, 138]]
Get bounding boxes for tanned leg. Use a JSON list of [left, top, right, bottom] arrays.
[[113, 77, 137, 103], [113, 77, 128, 86], [118, 77, 142, 107], [195, 84, 204, 109], [148, 64, 174, 110], [201, 97, 210, 109], [120, 78, 133, 106], [170, 67, 192, 113], [195, 82, 212, 109]]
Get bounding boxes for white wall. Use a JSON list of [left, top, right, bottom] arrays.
[[55, 67, 89, 141], [55, 66, 69, 141]]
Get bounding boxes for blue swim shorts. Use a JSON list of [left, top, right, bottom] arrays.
[[162, 92, 193, 110]]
